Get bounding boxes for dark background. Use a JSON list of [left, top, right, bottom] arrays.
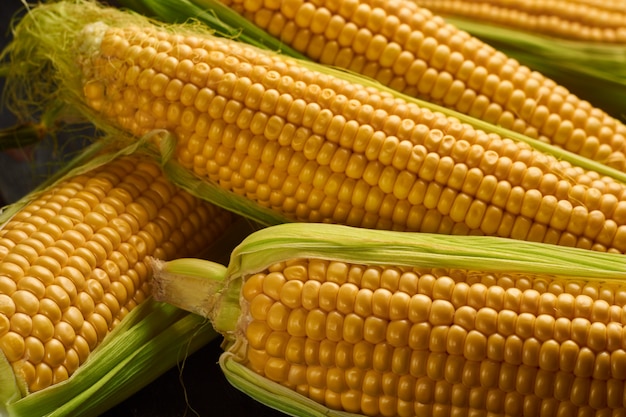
[[101, 337, 288, 417], [0, 1, 287, 416]]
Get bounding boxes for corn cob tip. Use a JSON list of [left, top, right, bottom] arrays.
[[0, 1, 154, 130], [78, 22, 108, 56]]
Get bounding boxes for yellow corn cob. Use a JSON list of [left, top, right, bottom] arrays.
[[207, 0, 626, 170], [79, 14, 626, 253], [242, 259, 623, 416], [152, 223, 626, 417], [0, 154, 232, 393], [5, 2, 626, 253], [413, 0, 626, 43]]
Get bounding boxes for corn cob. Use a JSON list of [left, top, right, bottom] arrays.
[[0, 152, 232, 396], [412, 0, 626, 44], [152, 222, 626, 417], [4, 1, 626, 254], [175, 0, 626, 171]]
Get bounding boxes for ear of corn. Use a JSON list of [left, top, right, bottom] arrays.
[[112, 0, 626, 170], [4, 1, 626, 255], [0, 138, 236, 416], [152, 222, 626, 417], [165, 0, 626, 171], [113, 0, 626, 150]]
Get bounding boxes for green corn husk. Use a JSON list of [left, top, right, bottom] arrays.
[[151, 222, 626, 417], [0, 136, 248, 417]]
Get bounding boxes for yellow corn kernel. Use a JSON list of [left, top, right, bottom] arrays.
[[240, 257, 626, 416], [217, 0, 626, 171], [0, 155, 232, 392], [73, 18, 626, 253]]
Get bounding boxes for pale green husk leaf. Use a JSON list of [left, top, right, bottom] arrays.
[[224, 223, 626, 286]]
